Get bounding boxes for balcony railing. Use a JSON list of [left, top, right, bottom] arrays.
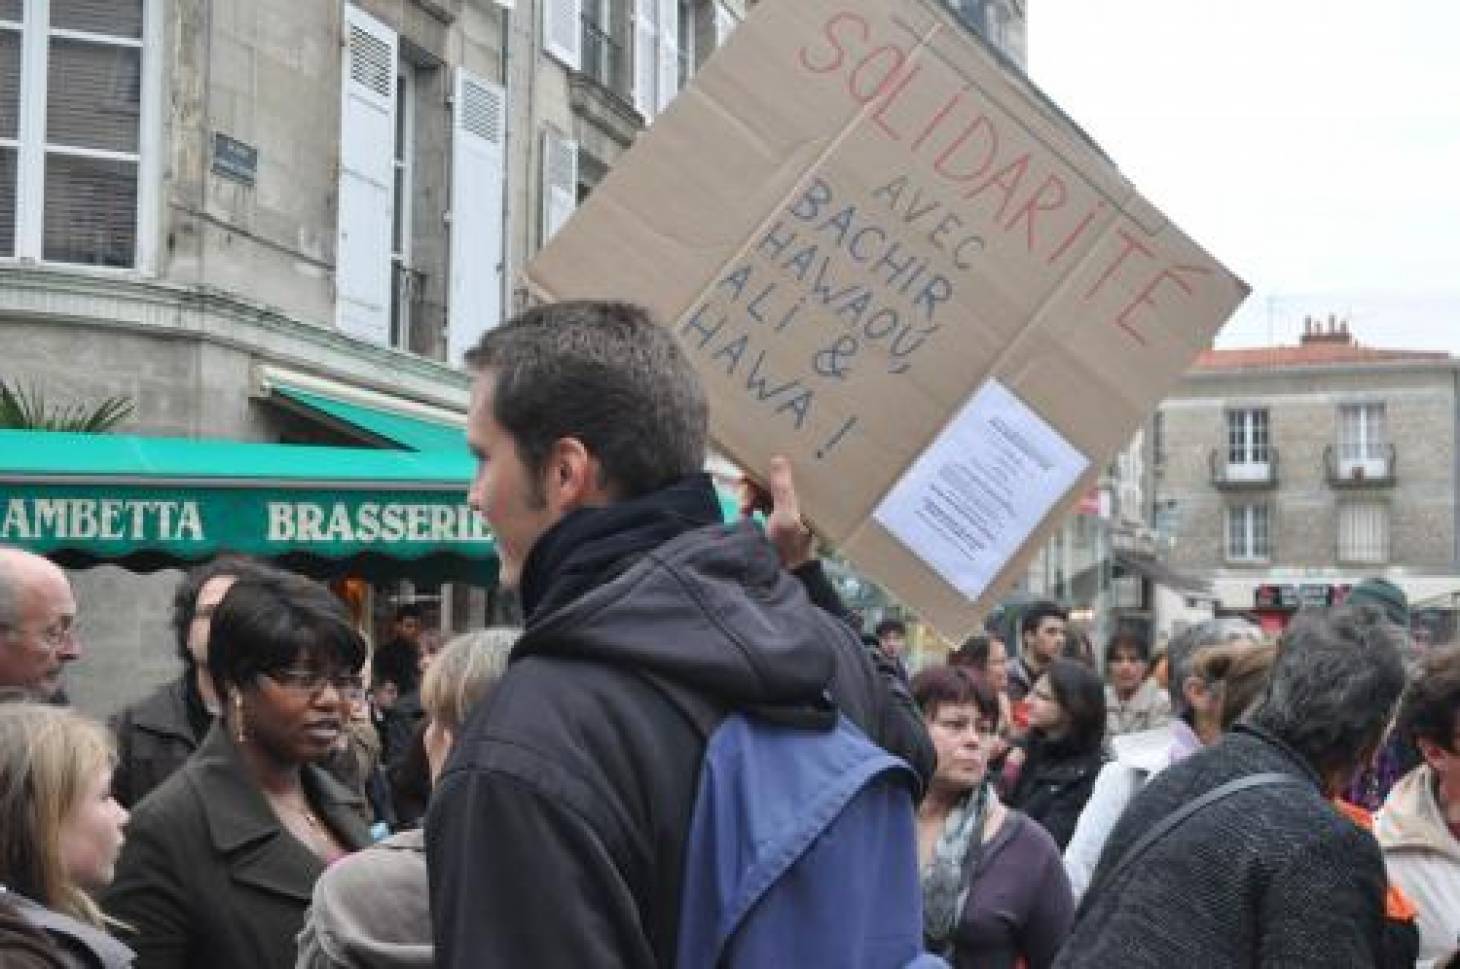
[[1209, 448, 1279, 490], [580, 15, 628, 99], [1324, 443, 1397, 488]]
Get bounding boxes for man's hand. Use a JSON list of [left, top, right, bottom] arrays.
[[742, 455, 815, 570]]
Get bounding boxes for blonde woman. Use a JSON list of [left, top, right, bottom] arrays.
[[1062, 619, 1266, 901], [0, 702, 133, 968], [297, 627, 520, 969]]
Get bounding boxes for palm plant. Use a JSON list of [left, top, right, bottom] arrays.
[[0, 378, 134, 432]]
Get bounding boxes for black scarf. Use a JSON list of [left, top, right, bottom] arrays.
[[518, 473, 724, 623]]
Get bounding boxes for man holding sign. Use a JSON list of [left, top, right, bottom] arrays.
[[426, 300, 934, 968]]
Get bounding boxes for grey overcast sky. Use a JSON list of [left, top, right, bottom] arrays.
[[1028, 0, 1460, 353]]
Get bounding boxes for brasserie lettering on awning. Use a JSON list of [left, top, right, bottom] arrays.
[[0, 486, 492, 561]]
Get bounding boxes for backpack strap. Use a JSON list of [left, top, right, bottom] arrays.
[[1087, 771, 1306, 903]]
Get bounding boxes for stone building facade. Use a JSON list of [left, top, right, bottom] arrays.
[[1149, 317, 1460, 638], [1, 0, 1029, 714]]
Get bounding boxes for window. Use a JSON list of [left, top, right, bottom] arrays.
[[1152, 410, 1166, 469], [545, 0, 583, 69], [633, 0, 678, 120], [1339, 403, 1386, 468], [713, 0, 737, 46], [0, 0, 152, 268], [676, 0, 694, 89], [1227, 504, 1270, 562], [447, 68, 506, 365], [580, 0, 626, 95], [1154, 499, 1179, 540], [540, 125, 577, 246], [1226, 408, 1270, 466], [390, 62, 416, 351], [941, 0, 983, 36], [336, 4, 398, 345], [1338, 502, 1389, 564]]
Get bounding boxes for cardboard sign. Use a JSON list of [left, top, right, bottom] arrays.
[[523, 0, 1249, 639]]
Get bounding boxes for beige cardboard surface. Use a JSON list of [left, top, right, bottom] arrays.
[[523, 0, 1249, 640]]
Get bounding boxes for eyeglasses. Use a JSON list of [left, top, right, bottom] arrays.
[[0, 620, 77, 655], [263, 669, 365, 701]]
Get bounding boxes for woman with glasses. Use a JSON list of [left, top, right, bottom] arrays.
[[103, 571, 372, 969], [913, 665, 1073, 969]]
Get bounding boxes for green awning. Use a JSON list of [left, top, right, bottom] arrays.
[[266, 383, 468, 454], [0, 423, 495, 584]]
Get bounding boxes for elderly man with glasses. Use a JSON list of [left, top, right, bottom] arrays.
[[0, 546, 81, 702]]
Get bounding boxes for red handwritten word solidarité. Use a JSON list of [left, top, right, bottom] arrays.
[[796, 10, 1212, 346]]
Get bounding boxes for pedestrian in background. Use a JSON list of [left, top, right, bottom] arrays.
[[914, 665, 1072, 969], [1008, 602, 1067, 704], [0, 547, 82, 702], [0, 703, 133, 968], [110, 556, 273, 808], [1005, 658, 1107, 850], [1057, 605, 1407, 968], [1345, 576, 1423, 810], [876, 618, 911, 680], [1378, 644, 1460, 966], [105, 571, 372, 969], [371, 605, 425, 700], [1062, 617, 1264, 901], [950, 633, 1015, 770], [298, 627, 520, 969], [1103, 629, 1171, 738]]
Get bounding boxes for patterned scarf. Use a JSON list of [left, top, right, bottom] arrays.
[[921, 781, 991, 955]]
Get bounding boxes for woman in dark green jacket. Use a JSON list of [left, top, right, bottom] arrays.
[[104, 570, 372, 969]]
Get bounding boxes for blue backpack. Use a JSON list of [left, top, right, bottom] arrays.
[[652, 677, 947, 969]]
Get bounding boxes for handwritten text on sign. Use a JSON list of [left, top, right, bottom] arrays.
[[673, 8, 1217, 464], [797, 10, 1214, 347]]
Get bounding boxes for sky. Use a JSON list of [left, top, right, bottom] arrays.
[[1028, 0, 1460, 353]]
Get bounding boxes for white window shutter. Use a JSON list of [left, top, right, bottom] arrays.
[[658, 0, 680, 111], [544, 0, 582, 69], [448, 69, 507, 365], [714, 2, 737, 44], [634, 0, 658, 118], [540, 127, 578, 246], [336, 5, 398, 345]]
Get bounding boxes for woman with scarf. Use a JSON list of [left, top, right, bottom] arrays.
[[913, 665, 1073, 969]]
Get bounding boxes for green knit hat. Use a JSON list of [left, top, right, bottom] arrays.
[[1345, 577, 1410, 629]]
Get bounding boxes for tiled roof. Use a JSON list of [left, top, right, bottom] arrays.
[[1193, 344, 1452, 371]]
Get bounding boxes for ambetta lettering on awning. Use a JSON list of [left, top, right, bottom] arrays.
[[266, 501, 490, 544], [1, 498, 205, 542]]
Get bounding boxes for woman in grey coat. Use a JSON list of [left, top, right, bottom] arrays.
[[296, 627, 519, 969]]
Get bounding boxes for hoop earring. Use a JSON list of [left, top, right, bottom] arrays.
[[233, 692, 248, 745]]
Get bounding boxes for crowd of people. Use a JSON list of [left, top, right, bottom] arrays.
[[0, 300, 1458, 967]]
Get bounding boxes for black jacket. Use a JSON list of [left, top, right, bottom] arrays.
[[427, 475, 933, 969], [110, 675, 209, 809], [102, 723, 373, 969], [1055, 725, 1389, 968], [1007, 735, 1105, 850]]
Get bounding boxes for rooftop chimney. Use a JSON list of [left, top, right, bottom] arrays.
[[1299, 313, 1355, 346]]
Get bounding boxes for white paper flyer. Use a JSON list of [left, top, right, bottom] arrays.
[[873, 379, 1090, 604]]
